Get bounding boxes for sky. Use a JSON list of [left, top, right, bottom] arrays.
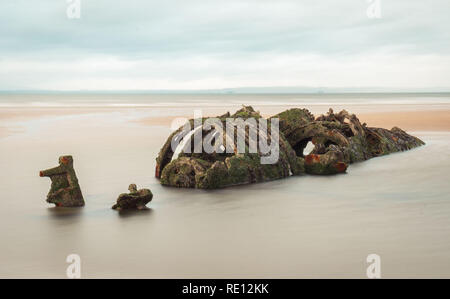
[[0, 0, 449, 91]]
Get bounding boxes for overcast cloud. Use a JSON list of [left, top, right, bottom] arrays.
[[0, 0, 449, 90]]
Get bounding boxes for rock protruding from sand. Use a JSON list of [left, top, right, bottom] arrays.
[[39, 155, 85, 207], [156, 105, 304, 188], [285, 108, 425, 175], [112, 184, 153, 210], [155, 106, 425, 189]]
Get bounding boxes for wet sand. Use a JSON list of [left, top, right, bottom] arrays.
[[135, 109, 450, 131], [1, 99, 450, 278], [2, 107, 450, 139], [359, 110, 450, 132]]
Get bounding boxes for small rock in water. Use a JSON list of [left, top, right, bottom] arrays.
[[39, 155, 85, 207], [112, 184, 153, 210]]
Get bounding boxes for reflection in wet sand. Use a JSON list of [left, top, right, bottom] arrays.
[[117, 208, 153, 218]]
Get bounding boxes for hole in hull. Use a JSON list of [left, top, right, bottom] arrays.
[[303, 141, 315, 156], [293, 137, 312, 157]]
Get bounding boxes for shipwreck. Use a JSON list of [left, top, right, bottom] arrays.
[[155, 106, 424, 189]]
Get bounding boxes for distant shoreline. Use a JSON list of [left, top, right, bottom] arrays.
[[1, 91, 450, 95], [1, 106, 449, 140], [137, 109, 450, 132]]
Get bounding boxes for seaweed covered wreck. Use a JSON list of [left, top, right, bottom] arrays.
[[155, 106, 424, 189]]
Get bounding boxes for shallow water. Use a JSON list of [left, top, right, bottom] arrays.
[[0, 97, 450, 278], [2, 92, 450, 112]]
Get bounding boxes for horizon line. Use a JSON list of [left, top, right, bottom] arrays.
[[1, 88, 450, 95]]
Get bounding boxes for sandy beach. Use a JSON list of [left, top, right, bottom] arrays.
[[2, 107, 450, 139], [135, 109, 450, 132], [1, 94, 450, 278]]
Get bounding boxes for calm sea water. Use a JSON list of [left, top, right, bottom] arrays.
[[0, 93, 449, 278]]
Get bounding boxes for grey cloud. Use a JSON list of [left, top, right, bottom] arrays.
[[1, 0, 449, 59], [0, 0, 449, 90]]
